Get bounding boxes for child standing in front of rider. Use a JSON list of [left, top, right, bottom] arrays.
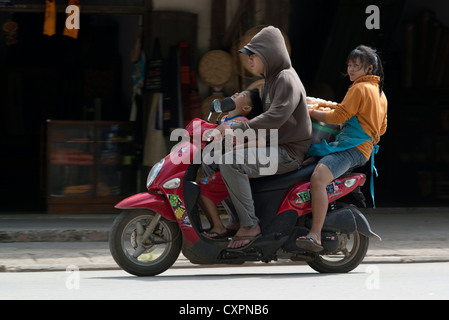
[[199, 88, 263, 239]]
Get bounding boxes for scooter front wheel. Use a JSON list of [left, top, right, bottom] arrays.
[[109, 210, 182, 276], [307, 232, 369, 273]]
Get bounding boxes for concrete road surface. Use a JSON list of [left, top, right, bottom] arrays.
[[1, 263, 448, 300]]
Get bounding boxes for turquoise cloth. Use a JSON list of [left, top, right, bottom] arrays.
[[307, 116, 379, 208], [308, 116, 370, 156]]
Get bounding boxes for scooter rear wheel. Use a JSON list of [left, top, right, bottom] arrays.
[[109, 210, 182, 276], [307, 232, 369, 273]]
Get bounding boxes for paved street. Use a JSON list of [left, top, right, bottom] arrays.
[[1, 263, 448, 300], [2, 209, 449, 272], [1, 209, 448, 301]]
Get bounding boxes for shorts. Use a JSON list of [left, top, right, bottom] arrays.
[[318, 147, 368, 179], [199, 172, 229, 205]]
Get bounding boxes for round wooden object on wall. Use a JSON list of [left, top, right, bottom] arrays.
[[199, 50, 234, 87]]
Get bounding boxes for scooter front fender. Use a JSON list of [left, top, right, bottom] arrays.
[[115, 192, 176, 221]]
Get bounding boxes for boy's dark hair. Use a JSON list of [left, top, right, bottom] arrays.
[[347, 45, 385, 97], [247, 88, 263, 119]]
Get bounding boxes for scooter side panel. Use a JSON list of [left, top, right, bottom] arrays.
[[115, 192, 177, 221], [278, 174, 367, 217]]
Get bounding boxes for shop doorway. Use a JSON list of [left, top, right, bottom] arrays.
[[0, 12, 140, 211]]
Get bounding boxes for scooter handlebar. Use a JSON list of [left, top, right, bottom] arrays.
[[209, 97, 236, 113]]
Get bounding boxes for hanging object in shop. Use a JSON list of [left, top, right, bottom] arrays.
[[163, 45, 184, 134], [145, 38, 163, 92], [143, 39, 166, 166], [188, 70, 203, 120], [180, 41, 193, 125], [42, 0, 80, 38], [143, 93, 167, 167], [130, 23, 145, 122], [2, 18, 18, 45], [63, 0, 81, 39], [43, 0, 56, 36]]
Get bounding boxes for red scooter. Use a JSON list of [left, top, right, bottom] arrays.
[[109, 99, 380, 276]]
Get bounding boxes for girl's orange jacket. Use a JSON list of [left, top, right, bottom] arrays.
[[324, 75, 388, 160]]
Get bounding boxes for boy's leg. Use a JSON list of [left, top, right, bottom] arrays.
[[202, 163, 239, 227], [199, 171, 235, 237], [198, 194, 227, 237]]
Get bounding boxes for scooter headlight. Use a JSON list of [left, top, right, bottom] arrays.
[[146, 159, 165, 189]]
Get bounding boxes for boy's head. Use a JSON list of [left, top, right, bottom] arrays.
[[231, 88, 263, 119]]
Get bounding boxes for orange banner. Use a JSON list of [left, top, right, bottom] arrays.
[[43, 0, 56, 36]]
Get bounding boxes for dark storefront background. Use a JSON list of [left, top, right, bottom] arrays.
[[289, 0, 449, 207], [0, 2, 144, 211], [1, 0, 449, 212]]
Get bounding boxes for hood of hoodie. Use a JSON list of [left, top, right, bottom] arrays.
[[243, 26, 291, 79]]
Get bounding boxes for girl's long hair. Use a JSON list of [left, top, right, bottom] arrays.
[[347, 45, 385, 96]]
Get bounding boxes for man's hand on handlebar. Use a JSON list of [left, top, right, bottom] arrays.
[[213, 124, 234, 139]]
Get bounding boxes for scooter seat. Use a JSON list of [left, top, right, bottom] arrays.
[[250, 163, 316, 193]]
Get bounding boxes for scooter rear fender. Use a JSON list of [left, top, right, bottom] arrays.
[[115, 192, 176, 221]]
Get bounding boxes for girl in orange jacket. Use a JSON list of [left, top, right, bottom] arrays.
[[297, 45, 388, 252]]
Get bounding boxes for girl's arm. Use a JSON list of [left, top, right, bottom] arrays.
[[310, 86, 362, 124], [309, 107, 327, 122]]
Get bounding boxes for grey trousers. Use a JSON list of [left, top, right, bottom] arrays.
[[218, 147, 301, 228]]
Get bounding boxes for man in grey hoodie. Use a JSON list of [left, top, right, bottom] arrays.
[[216, 26, 312, 249]]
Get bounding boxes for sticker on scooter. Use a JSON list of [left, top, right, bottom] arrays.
[[326, 182, 335, 194], [295, 190, 311, 205], [327, 181, 343, 199], [168, 194, 192, 228]]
